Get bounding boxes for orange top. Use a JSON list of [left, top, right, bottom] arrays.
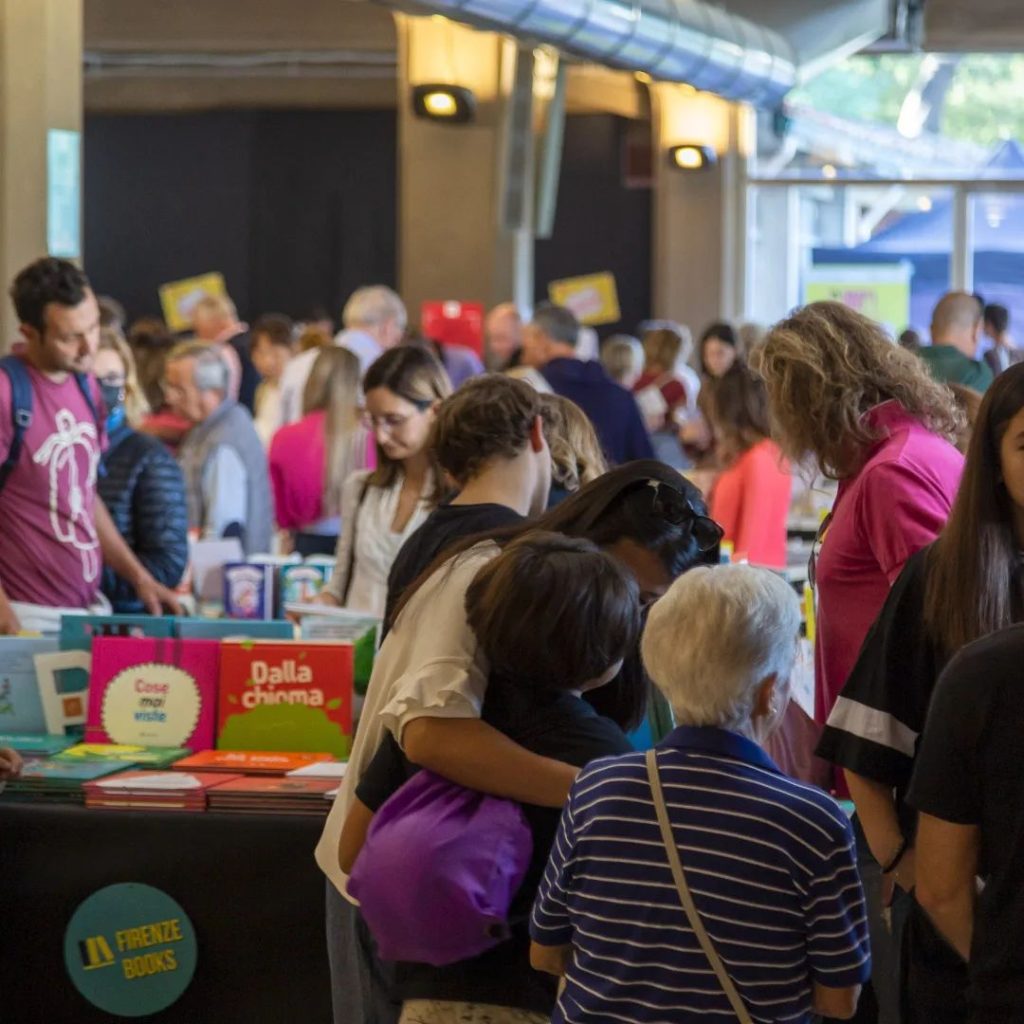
[[709, 438, 792, 569]]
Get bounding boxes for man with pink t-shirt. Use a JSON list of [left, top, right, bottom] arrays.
[[0, 258, 182, 634]]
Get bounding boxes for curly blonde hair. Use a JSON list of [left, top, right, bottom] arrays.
[[752, 301, 964, 479], [539, 394, 608, 492]]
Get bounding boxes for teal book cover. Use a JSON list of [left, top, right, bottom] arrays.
[[0, 637, 59, 734]]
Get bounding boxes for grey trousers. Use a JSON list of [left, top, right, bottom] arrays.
[[326, 880, 400, 1024]]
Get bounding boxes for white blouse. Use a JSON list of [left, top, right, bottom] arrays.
[[324, 469, 433, 618]]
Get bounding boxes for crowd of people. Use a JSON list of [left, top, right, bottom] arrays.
[[2, 253, 1024, 1024]]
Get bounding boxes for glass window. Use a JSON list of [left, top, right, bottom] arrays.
[[971, 192, 1024, 349], [752, 55, 1024, 182], [747, 185, 951, 333]]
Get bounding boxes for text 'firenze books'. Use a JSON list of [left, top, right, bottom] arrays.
[[216, 641, 353, 758]]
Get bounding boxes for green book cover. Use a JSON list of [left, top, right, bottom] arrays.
[[55, 743, 192, 768]]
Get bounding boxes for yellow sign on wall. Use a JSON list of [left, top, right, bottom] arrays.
[[548, 271, 621, 326], [158, 272, 228, 333]]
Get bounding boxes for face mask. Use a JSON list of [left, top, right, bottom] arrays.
[[100, 381, 126, 431]]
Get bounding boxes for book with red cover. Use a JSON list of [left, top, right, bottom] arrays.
[[172, 750, 335, 775], [207, 776, 336, 815], [83, 770, 237, 812], [216, 641, 353, 757]]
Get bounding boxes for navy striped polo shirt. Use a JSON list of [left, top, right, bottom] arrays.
[[531, 726, 870, 1023]]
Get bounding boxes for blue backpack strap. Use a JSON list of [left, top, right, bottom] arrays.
[[0, 355, 33, 494], [74, 371, 107, 479], [74, 372, 101, 427]]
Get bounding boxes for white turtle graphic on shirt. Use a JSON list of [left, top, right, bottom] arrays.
[[32, 408, 101, 583]]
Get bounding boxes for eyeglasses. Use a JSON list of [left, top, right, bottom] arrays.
[[645, 479, 724, 553]]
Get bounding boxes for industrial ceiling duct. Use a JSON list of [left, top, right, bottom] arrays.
[[394, 0, 796, 106]]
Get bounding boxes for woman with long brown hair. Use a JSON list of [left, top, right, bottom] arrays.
[[268, 346, 373, 556], [704, 364, 792, 568], [754, 301, 963, 743], [319, 346, 451, 616], [755, 300, 964, 1023], [819, 363, 1024, 1024]]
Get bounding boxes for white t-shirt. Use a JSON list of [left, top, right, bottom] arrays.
[[324, 469, 433, 618], [314, 542, 499, 896]]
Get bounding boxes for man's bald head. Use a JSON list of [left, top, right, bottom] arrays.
[[931, 291, 982, 358], [484, 302, 523, 370]]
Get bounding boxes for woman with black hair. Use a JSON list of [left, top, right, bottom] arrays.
[[315, 460, 722, 1024], [818, 363, 1024, 1023]]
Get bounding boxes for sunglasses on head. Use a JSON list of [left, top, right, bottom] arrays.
[[643, 479, 724, 553]]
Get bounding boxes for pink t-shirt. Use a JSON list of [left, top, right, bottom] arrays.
[[710, 439, 792, 569], [814, 401, 963, 729], [268, 410, 375, 530], [0, 358, 106, 607]]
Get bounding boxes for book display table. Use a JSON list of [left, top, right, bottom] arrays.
[[1, 802, 333, 1021]]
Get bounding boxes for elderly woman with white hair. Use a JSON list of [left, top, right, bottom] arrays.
[[531, 564, 871, 1023]]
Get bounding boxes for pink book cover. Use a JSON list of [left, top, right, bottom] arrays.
[[85, 636, 220, 751]]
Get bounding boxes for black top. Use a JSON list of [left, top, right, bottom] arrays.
[[908, 623, 1024, 1023], [815, 547, 942, 832], [228, 330, 260, 414], [98, 423, 189, 612], [357, 676, 633, 1014], [383, 502, 525, 628]]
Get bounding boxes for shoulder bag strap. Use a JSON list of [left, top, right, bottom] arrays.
[[340, 476, 372, 606], [645, 748, 754, 1024], [0, 356, 33, 493]]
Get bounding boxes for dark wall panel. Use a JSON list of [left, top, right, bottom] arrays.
[[534, 115, 652, 338], [83, 109, 397, 324]]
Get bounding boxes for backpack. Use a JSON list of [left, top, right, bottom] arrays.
[[349, 770, 533, 966], [0, 355, 103, 494]]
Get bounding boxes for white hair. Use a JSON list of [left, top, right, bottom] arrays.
[[342, 286, 407, 331], [166, 341, 229, 393], [641, 565, 801, 731]]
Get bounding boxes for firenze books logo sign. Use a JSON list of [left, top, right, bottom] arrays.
[[64, 883, 197, 1017]]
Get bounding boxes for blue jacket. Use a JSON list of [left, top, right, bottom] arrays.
[[541, 357, 654, 465], [98, 423, 189, 612]]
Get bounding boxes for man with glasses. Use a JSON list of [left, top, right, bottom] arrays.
[[0, 257, 182, 633]]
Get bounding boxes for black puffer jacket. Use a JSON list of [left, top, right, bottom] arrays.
[[99, 423, 189, 612]]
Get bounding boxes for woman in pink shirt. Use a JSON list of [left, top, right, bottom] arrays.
[[706, 366, 791, 568], [755, 300, 964, 1023], [756, 303, 964, 729], [269, 347, 373, 556]]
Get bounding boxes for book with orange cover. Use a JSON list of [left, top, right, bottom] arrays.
[[172, 750, 335, 775]]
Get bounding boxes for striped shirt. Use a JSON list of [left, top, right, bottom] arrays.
[[530, 726, 870, 1023]]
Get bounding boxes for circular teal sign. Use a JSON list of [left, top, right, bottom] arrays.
[[63, 882, 197, 1017]]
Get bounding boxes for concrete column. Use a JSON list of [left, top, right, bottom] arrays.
[[651, 85, 746, 333], [0, 0, 82, 347], [395, 13, 533, 320]]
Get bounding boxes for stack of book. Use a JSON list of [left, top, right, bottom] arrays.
[[84, 770, 237, 812], [3, 758, 127, 803], [172, 750, 336, 775], [207, 776, 338, 815]]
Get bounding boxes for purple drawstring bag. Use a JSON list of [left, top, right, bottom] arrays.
[[348, 770, 533, 966]]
